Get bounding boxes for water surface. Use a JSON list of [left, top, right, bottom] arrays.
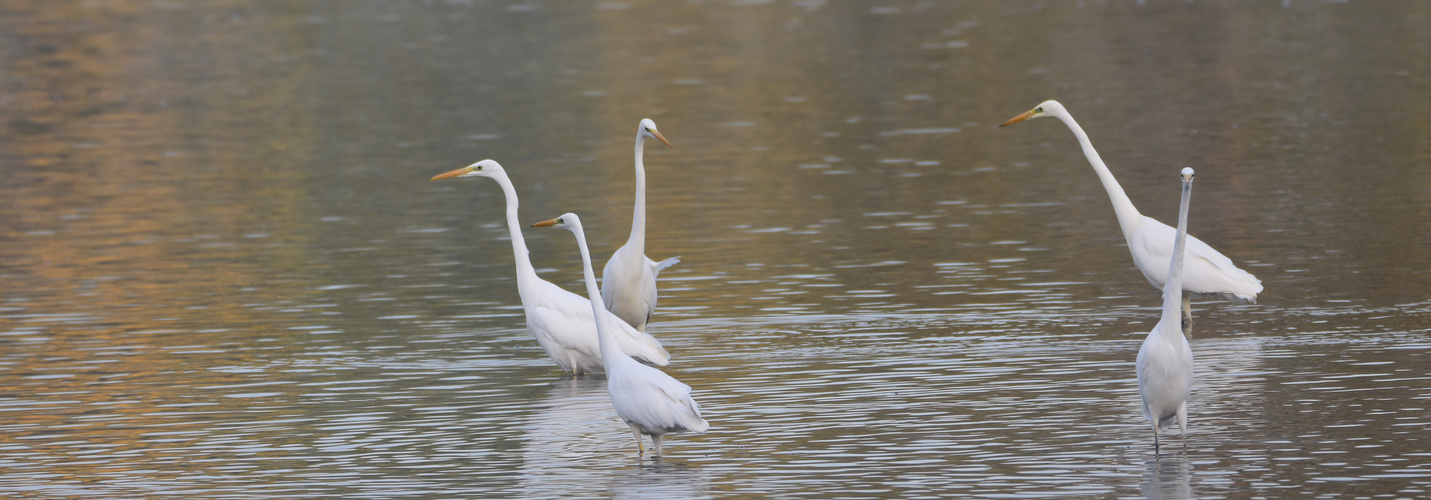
[[1, 1, 1428, 498]]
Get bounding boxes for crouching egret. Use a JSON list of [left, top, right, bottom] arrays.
[[1136, 167, 1197, 453], [430, 160, 670, 374], [603, 119, 681, 333], [1001, 101, 1262, 338], [534, 213, 709, 456]]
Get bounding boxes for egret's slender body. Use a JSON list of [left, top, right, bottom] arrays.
[[430, 160, 669, 375], [1135, 167, 1197, 453], [602, 119, 680, 332], [1001, 101, 1262, 338], [535, 213, 708, 456]]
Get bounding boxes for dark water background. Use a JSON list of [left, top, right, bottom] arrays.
[[1, 1, 1427, 498]]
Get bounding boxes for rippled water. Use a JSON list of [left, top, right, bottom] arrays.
[[2, 1, 1428, 498]]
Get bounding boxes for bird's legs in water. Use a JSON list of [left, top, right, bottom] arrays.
[[1178, 407, 1189, 451], [628, 423, 645, 456], [1181, 296, 1193, 340], [1152, 424, 1161, 455], [652, 435, 665, 456]]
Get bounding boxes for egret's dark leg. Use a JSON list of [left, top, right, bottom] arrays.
[[1153, 425, 1161, 455]]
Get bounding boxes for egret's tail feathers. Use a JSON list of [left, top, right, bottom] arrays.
[[1204, 288, 1259, 304], [684, 396, 709, 433], [612, 317, 671, 366], [674, 403, 710, 434], [651, 256, 681, 277], [630, 340, 671, 366], [688, 417, 710, 434], [1217, 264, 1262, 303], [1189, 272, 1261, 304]]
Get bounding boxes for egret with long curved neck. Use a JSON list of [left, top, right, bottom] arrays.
[[602, 119, 680, 333], [1136, 167, 1197, 453], [535, 212, 708, 457], [430, 160, 670, 374], [1001, 101, 1262, 338]]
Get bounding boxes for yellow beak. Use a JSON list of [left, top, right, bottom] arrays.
[[999, 110, 1035, 128], [651, 130, 673, 149], [531, 218, 558, 228], [429, 167, 470, 181]]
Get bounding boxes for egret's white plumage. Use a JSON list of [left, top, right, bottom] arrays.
[[430, 160, 669, 375], [535, 212, 709, 456], [1135, 167, 1197, 453], [1001, 101, 1262, 337], [602, 119, 680, 333]]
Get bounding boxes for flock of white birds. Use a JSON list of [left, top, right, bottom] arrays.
[[430, 102, 1263, 457]]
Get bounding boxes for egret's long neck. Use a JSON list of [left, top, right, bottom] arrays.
[[573, 221, 630, 364], [1160, 180, 1192, 329], [494, 173, 537, 284], [1056, 111, 1143, 244], [627, 133, 647, 251]]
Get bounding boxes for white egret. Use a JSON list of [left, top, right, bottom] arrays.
[[430, 160, 670, 375], [602, 118, 680, 332], [1136, 167, 1197, 453], [534, 213, 709, 457], [1001, 101, 1262, 338]]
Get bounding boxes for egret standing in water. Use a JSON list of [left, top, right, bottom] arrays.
[[603, 119, 681, 332], [1136, 167, 1197, 453], [534, 213, 708, 457], [430, 160, 670, 375], [1001, 101, 1262, 338]]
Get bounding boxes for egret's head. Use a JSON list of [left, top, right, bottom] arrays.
[[1000, 100, 1065, 127], [1181, 167, 1195, 183], [430, 159, 505, 181], [639, 118, 672, 149], [531, 212, 582, 231]]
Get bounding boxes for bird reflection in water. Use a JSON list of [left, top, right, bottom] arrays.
[[611, 460, 711, 500], [515, 377, 615, 496], [1140, 456, 1193, 500]]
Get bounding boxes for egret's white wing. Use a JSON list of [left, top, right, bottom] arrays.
[[524, 278, 670, 370], [609, 363, 709, 434], [1130, 216, 1262, 302]]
